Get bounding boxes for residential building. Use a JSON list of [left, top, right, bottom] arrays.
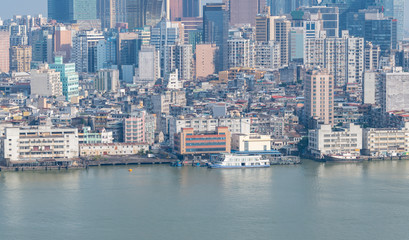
[[227, 34, 255, 69], [95, 69, 120, 92], [0, 30, 10, 73], [379, 69, 409, 113], [123, 111, 146, 143], [137, 45, 160, 85], [49, 56, 79, 101], [30, 65, 63, 97], [255, 14, 290, 66], [78, 126, 113, 144], [304, 31, 364, 87], [254, 41, 280, 70], [10, 45, 32, 73], [304, 69, 334, 125], [195, 43, 217, 79]]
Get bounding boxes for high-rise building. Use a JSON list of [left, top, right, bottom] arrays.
[[151, 19, 180, 76], [54, 26, 72, 62], [227, 34, 255, 69], [289, 27, 304, 62], [255, 14, 290, 66], [195, 43, 217, 79], [123, 111, 146, 143], [378, 0, 404, 41], [48, 0, 97, 23], [364, 41, 381, 71], [346, 9, 397, 53], [299, 6, 339, 38], [9, 25, 28, 47], [164, 44, 193, 80], [169, 0, 183, 20], [304, 69, 334, 126], [203, 3, 229, 72], [96, 36, 117, 70], [72, 30, 105, 73], [97, 0, 116, 29], [267, 0, 302, 16], [183, 0, 201, 18], [229, 0, 264, 26], [10, 45, 32, 73], [97, 0, 127, 29], [137, 45, 160, 85], [49, 56, 79, 101], [127, 0, 165, 29], [30, 29, 53, 63], [30, 65, 63, 97], [0, 31, 10, 73], [254, 41, 281, 70], [117, 32, 141, 67], [379, 69, 409, 113], [304, 31, 364, 87], [95, 69, 120, 92]]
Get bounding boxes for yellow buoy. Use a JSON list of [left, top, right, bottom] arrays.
[[128, 169, 133, 172]]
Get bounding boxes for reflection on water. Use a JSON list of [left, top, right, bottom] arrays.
[[1, 161, 409, 240]]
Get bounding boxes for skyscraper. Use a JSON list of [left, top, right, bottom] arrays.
[[229, 0, 264, 26], [0, 31, 10, 73], [127, 0, 165, 29], [255, 14, 290, 66], [183, 0, 201, 18], [72, 30, 105, 73], [48, 0, 97, 23], [97, 0, 127, 29], [169, 0, 183, 20], [379, 0, 404, 41], [203, 3, 229, 72]]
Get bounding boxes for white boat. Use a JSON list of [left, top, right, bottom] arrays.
[[208, 154, 270, 169]]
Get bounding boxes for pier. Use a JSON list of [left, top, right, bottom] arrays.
[[0, 155, 178, 172]]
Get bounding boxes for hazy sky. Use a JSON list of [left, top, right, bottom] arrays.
[[0, 0, 408, 31]]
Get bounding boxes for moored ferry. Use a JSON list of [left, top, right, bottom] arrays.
[[208, 154, 270, 168]]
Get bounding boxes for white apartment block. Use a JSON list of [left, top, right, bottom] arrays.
[[304, 31, 364, 87], [308, 124, 362, 158], [228, 36, 255, 69], [362, 122, 409, 156], [255, 41, 280, 70], [379, 69, 409, 113], [30, 65, 62, 97], [0, 126, 79, 162]]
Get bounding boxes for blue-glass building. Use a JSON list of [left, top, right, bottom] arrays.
[[48, 0, 97, 23], [203, 3, 229, 72]]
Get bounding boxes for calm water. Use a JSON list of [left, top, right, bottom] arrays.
[[1, 160, 409, 240]]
